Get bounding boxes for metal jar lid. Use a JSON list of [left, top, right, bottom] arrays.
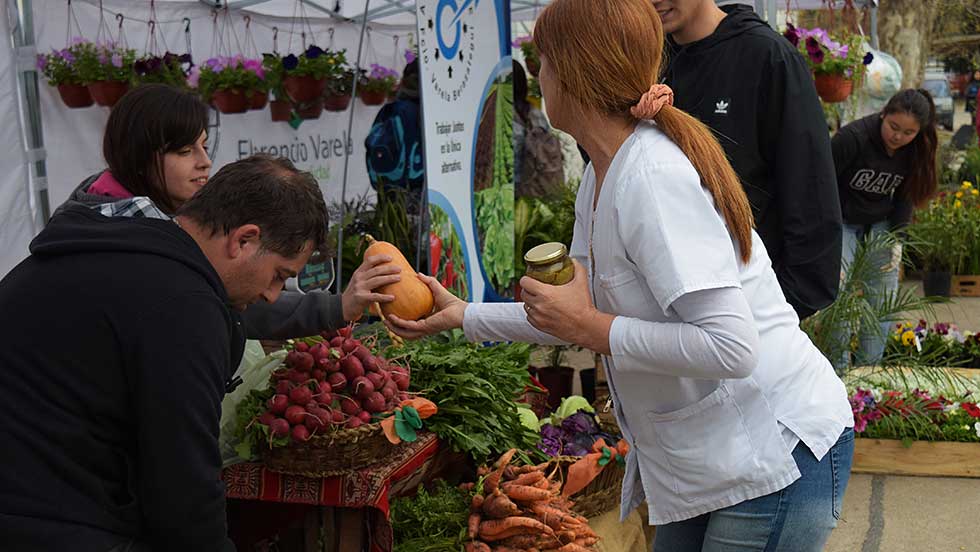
[[524, 242, 568, 265]]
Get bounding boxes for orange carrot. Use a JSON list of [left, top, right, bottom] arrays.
[[511, 471, 545, 487], [494, 448, 518, 469], [479, 517, 554, 541], [557, 543, 592, 552], [497, 534, 538, 547], [468, 512, 482, 539], [483, 493, 520, 519], [471, 494, 485, 512], [502, 484, 553, 503], [465, 542, 491, 552]]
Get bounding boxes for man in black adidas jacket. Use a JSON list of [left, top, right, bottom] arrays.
[[0, 156, 330, 551], [659, 0, 842, 319]]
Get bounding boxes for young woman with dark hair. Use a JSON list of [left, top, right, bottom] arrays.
[[832, 88, 939, 367], [387, 1, 854, 549], [60, 83, 399, 339]]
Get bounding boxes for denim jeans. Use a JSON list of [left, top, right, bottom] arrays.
[[653, 428, 855, 552], [836, 222, 900, 369]]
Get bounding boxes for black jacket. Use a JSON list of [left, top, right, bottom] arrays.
[[832, 114, 915, 229], [60, 174, 345, 339], [663, 5, 842, 319], [0, 205, 240, 551]]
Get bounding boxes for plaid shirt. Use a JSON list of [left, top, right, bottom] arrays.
[[93, 197, 171, 221]]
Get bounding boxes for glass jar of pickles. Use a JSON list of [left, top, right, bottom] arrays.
[[524, 242, 574, 285]]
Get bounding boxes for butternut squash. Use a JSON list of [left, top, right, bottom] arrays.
[[363, 235, 435, 320]]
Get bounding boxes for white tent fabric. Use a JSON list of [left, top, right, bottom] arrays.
[[0, 3, 35, 278]]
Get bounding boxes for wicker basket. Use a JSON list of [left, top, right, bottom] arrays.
[[260, 421, 398, 477], [553, 455, 625, 519]]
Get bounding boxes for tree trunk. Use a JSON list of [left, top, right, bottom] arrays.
[[878, 0, 939, 89]]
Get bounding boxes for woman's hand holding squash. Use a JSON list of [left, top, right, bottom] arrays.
[[384, 273, 467, 339]]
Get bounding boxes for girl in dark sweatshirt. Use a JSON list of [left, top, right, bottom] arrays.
[[831, 89, 938, 367]]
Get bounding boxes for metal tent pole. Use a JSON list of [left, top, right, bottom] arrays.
[[9, 0, 50, 226], [335, 0, 372, 295]]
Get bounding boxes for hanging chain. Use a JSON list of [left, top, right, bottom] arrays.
[[65, 0, 85, 46]]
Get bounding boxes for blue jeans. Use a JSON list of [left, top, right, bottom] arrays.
[[836, 222, 900, 369], [653, 428, 855, 552]]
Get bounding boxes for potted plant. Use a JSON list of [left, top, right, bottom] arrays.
[[359, 64, 398, 106], [783, 24, 873, 103], [192, 55, 266, 114], [324, 67, 355, 111], [904, 191, 972, 297], [36, 40, 92, 108], [134, 51, 193, 89], [74, 40, 138, 107], [261, 54, 292, 121], [281, 45, 336, 103]]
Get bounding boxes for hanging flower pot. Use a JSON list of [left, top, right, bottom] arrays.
[[211, 88, 249, 114], [270, 99, 292, 122], [248, 90, 269, 110], [295, 98, 323, 120], [56, 83, 94, 108], [359, 89, 387, 106], [323, 94, 352, 112], [813, 73, 853, 103], [283, 75, 326, 103], [87, 80, 130, 107]]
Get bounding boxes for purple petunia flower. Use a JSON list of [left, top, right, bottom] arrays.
[[404, 48, 416, 64], [146, 57, 161, 73], [111, 53, 123, 68], [58, 49, 75, 64], [783, 23, 799, 47], [71, 36, 86, 46], [305, 45, 324, 59], [863, 52, 874, 65], [187, 66, 200, 88], [205, 57, 225, 72], [36, 54, 47, 71], [282, 54, 299, 71]]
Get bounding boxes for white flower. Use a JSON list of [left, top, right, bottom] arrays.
[[944, 402, 960, 413], [975, 422, 980, 439], [871, 388, 883, 402]]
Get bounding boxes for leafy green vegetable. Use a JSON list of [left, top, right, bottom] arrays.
[[391, 480, 470, 552], [390, 330, 542, 462], [233, 387, 288, 460]]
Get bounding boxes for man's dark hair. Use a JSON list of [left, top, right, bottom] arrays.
[[177, 154, 329, 257], [103, 84, 210, 214]]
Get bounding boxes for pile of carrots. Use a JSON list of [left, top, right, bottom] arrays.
[[460, 449, 600, 552]]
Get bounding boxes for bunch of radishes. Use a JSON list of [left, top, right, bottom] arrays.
[[254, 326, 412, 444]]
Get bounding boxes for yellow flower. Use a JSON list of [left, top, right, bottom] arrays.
[[955, 200, 963, 208], [972, 189, 979, 196], [955, 191, 964, 198], [962, 181, 973, 189], [901, 330, 916, 346]]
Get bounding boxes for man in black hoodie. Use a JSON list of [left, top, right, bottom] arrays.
[[658, 0, 842, 319], [0, 155, 331, 551]]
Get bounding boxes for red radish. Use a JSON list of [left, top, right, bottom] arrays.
[[390, 368, 410, 391], [380, 383, 396, 401], [331, 410, 346, 424], [341, 356, 365, 380], [258, 411, 276, 426], [315, 382, 333, 403], [311, 369, 326, 382], [294, 342, 310, 353], [341, 338, 359, 354], [330, 336, 344, 348], [275, 380, 292, 395], [286, 350, 302, 366], [309, 343, 328, 361], [291, 424, 311, 442], [363, 355, 382, 372], [358, 411, 372, 423], [320, 329, 337, 340], [271, 368, 289, 381], [398, 392, 412, 402], [363, 392, 386, 413], [345, 417, 363, 429], [325, 360, 342, 373], [268, 394, 289, 415], [269, 418, 291, 437], [340, 396, 361, 416], [288, 369, 308, 385], [289, 385, 313, 405], [352, 376, 375, 399], [353, 345, 372, 362], [327, 372, 347, 392], [285, 405, 307, 425], [366, 372, 385, 390], [306, 407, 330, 431], [338, 325, 353, 339], [293, 352, 315, 372]]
